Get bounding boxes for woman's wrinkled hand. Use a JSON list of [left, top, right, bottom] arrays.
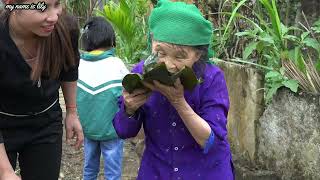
[[123, 88, 151, 115], [143, 78, 185, 107]]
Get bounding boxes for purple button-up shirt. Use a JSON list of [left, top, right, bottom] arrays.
[[113, 61, 234, 180]]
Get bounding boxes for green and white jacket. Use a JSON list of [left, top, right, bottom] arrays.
[[77, 48, 129, 140]]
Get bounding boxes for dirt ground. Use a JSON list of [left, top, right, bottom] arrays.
[[59, 130, 101, 180], [59, 129, 140, 180], [57, 96, 140, 180]]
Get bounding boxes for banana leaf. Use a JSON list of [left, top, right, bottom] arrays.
[[122, 54, 201, 93]]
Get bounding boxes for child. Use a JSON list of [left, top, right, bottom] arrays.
[[113, 0, 234, 179], [77, 17, 129, 180]]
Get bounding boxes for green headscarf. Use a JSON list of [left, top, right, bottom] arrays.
[[148, 0, 214, 57]]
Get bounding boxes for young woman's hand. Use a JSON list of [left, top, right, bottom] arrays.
[[143, 78, 185, 107], [123, 89, 151, 115], [65, 111, 84, 150], [0, 144, 21, 180], [0, 172, 21, 180]]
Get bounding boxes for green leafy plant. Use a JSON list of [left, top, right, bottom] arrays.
[[210, 0, 264, 59], [64, 0, 99, 27], [235, 0, 320, 102], [265, 68, 298, 101], [212, 0, 249, 59], [96, 0, 150, 64]]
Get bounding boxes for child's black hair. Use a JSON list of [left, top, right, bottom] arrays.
[[81, 16, 116, 51]]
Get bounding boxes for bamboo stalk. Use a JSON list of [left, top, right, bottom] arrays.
[[282, 58, 320, 93], [283, 60, 309, 92], [306, 53, 320, 90]]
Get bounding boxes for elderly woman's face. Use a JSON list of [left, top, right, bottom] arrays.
[[152, 40, 201, 73]]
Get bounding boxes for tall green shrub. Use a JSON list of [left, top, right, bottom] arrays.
[[236, 0, 320, 102], [96, 0, 150, 64]]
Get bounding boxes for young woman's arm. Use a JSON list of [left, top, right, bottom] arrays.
[[60, 15, 83, 149], [61, 81, 84, 149], [0, 144, 21, 180]]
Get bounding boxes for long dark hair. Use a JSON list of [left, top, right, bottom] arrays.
[[0, 0, 79, 81]]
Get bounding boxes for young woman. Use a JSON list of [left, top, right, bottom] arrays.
[[113, 0, 234, 179], [0, 0, 83, 180]]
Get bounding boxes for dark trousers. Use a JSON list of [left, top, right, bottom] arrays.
[[0, 105, 63, 180]]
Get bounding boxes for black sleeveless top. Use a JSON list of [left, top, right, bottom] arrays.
[[0, 13, 80, 143]]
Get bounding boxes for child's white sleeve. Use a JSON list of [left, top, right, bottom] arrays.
[[117, 59, 130, 79]]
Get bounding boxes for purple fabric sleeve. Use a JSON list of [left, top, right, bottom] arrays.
[[203, 130, 215, 154], [112, 61, 145, 139], [198, 67, 230, 141], [112, 97, 144, 139]]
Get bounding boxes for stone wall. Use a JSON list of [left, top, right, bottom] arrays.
[[217, 62, 279, 180], [220, 62, 320, 179], [257, 88, 320, 179]]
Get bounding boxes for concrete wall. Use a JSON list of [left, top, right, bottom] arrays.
[[217, 61, 265, 163]]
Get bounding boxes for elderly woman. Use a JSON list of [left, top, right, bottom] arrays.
[[113, 0, 234, 179]]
